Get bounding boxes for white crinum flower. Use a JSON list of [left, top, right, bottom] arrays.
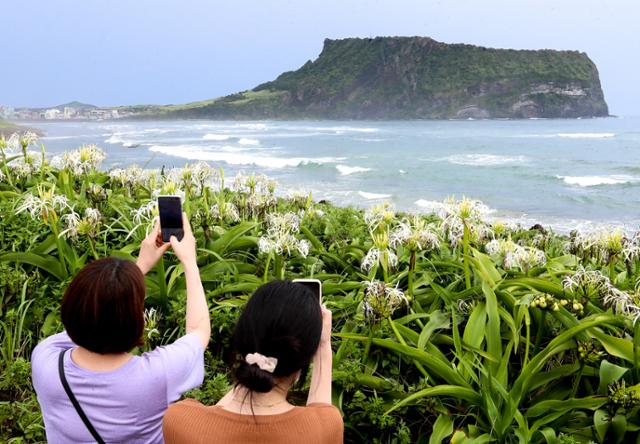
[[60, 208, 102, 239], [492, 220, 519, 237], [258, 212, 309, 258], [233, 172, 277, 195], [7, 152, 43, 178], [51, 144, 106, 175], [436, 197, 493, 248], [364, 202, 396, 231], [390, 217, 440, 252], [362, 280, 408, 321], [131, 201, 158, 225], [8, 132, 38, 152], [361, 247, 398, 272], [266, 212, 300, 234], [144, 308, 162, 341], [16, 186, 71, 223], [165, 165, 212, 194], [562, 266, 611, 299], [503, 245, 546, 273], [109, 165, 146, 190], [622, 232, 640, 263], [486, 239, 545, 272], [569, 226, 627, 263], [603, 286, 636, 315], [151, 176, 186, 201], [210, 202, 240, 223]]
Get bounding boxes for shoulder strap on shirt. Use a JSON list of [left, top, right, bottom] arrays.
[[58, 350, 106, 444]]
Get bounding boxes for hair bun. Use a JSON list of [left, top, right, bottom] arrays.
[[235, 361, 276, 393]]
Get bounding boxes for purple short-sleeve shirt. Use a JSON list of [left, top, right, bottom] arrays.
[[32, 332, 204, 444]]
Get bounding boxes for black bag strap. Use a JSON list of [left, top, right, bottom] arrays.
[[58, 350, 106, 444]]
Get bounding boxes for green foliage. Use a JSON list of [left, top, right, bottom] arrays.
[[1, 144, 639, 443]]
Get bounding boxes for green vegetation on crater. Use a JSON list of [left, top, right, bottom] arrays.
[[127, 37, 608, 120]]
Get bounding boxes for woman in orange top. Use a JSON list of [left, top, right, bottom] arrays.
[[163, 280, 343, 444]]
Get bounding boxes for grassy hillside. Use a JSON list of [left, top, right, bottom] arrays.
[[0, 119, 42, 137]]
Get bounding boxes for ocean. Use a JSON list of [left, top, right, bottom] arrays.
[[28, 117, 640, 232]]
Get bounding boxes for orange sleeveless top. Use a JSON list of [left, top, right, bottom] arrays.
[[163, 399, 344, 444]]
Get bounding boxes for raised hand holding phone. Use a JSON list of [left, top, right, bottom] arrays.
[[168, 212, 210, 348], [169, 212, 197, 267], [136, 221, 171, 275], [292, 278, 322, 303]]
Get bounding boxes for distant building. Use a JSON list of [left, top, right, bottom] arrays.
[[44, 109, 61, 120], [0, 106, 15, 119], [63, 107, 76, 119]]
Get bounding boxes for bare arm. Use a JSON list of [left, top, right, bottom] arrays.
[[307, 305, 333, 405], [170, 213, 211, 349]]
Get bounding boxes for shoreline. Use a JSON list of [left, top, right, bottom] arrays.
[[21, 118, 640, 234]]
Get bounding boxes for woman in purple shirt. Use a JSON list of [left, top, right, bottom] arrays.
[[31, 214, 211, 443]]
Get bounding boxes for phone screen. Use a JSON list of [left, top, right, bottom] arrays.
[[158, 196, 184, 242], [293, 279, 322, 303]]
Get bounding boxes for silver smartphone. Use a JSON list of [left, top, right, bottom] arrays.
[[292, 278, 322, 303]]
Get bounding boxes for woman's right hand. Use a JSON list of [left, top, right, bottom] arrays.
[[169, 213, 197, 267], [319, 304, 332, 345]]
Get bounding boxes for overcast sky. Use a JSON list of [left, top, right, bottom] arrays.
[[2, 0, 638, 115]]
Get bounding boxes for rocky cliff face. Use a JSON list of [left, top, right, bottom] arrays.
[[151, 37, 609, 119]]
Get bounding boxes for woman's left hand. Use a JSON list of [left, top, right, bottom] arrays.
[[136, 221, 171, 275]]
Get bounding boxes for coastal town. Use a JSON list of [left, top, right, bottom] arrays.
[[0, 103, 134, 121]]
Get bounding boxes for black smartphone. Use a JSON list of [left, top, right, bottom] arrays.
[[158, 196, 184, 242], [292, 278, 322, 303]]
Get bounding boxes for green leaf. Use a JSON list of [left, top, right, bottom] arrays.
[[594, 408, 610, 443], [210, 222, 258, 255], [336, 333, 469, 388], [429, 414, 454, 444], [386, 385, 482, 415], [610, 413, 627, 444], [417, 310, 449, 351], [526, 396, 607, 418], [0, 252, 67, 281], [463, 302, 486, 349], [471, 249, 502, 285], [538, 427, 557, 444], [482, 281, 502, 373], [592, 330, 635, 363], [598, 360, 629, 394]]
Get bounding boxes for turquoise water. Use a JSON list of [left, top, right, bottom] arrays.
[[30, 117, 640, 231]]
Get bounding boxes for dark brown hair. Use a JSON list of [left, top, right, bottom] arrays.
[[61, 257, 146, 354], [232, 280, 322, 393]]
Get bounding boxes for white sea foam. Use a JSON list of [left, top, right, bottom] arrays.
[[358, 191, 391, 200], [105, 135, 125, 144], [328, 126, 378, 133], [558, 175, 638, 187], [443, 154, 530, 166], [236, 123, 268, 130], [238, 138, 260, 146], [336, 165, 373, 175], [414, 199, 446, 212], [355, 137, 385, 142], [557, 133, 615, 139], [148, 144, 342, 168], [40, 135, 79, 140], [202, 134, 230, 141], [399, 169, 407, 174]]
